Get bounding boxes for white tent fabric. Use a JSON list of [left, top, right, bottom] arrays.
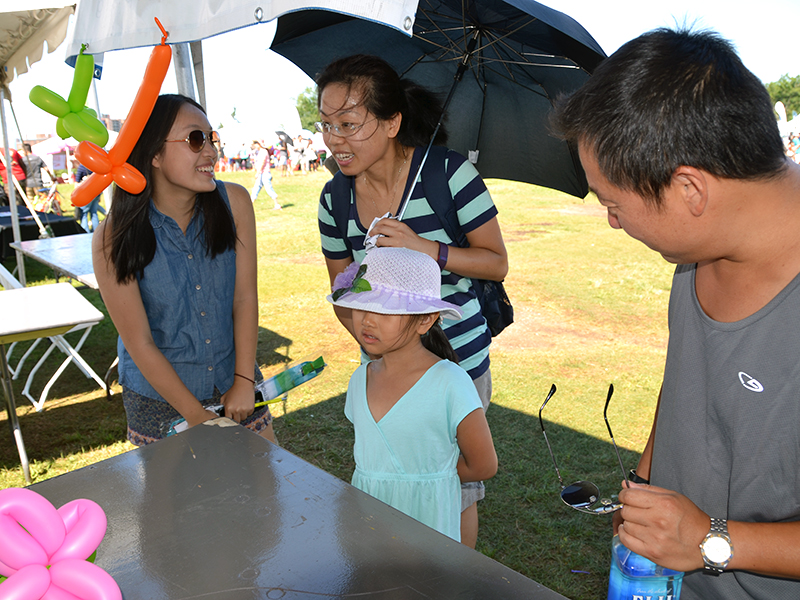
[[0, 3, 75, 285], [64, 0, 417, 59], [0, 3, 75, 88]]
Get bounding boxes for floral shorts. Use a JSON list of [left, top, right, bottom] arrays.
[[122, 385, 273, 447]]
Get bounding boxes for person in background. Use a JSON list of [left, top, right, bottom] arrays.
[[93, 94, 276, 446], [278, 139, 290, 177], [328, 247, 497, 543], [316, 54, 508, 547], [21, 143, 54, 202], [75, 163, 106, 232], [0, 147, 27, 202], [553, 28, 800, 599], [249, 140, 281, 209]]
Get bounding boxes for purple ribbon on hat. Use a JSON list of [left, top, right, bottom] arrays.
[[332, 263, 371, 301]]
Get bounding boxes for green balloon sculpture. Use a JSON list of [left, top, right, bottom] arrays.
[[29, 45, 109, 147]]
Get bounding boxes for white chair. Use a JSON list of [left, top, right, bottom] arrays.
[[0, 262, 107, 411]]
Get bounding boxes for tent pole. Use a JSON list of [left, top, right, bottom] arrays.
[[190, 41, 206, 110], [173, 43, 196, 100], [91, 77, 112, 212], [0, 89, 25, 286]]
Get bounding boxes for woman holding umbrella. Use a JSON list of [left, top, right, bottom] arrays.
[[316, 54, 508, 547]]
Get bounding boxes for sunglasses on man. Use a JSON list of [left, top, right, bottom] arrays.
[[538, 383, 631, 514], [165, 130, 221, 153]]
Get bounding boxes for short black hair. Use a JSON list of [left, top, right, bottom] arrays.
[[552, 28, 786, 205]]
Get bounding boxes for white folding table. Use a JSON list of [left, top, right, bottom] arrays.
[[8, 234, 109, 406], [0, 282, 105, 483]]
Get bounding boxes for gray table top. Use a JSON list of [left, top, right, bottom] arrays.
[[10, 233, 96, 289], [30, 419, 567, 600]]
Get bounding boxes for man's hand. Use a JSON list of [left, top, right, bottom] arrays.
[[617, 482, 709, 572]]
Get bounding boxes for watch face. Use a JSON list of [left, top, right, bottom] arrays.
[[704, 535, 732, 563]]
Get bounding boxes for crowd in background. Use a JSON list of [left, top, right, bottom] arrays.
[[217, 134, 324, 175], [785, 133, 800, 163]]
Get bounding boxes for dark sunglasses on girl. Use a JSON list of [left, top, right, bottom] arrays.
[[165, 130, 220, 153]]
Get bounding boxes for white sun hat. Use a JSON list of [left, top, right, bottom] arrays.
[[326, 247, 462, 320]]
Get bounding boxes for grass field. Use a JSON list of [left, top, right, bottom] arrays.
[[0, 167, 674, 600]]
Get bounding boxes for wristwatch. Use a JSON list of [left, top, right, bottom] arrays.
[[700, 518, 734, 575]]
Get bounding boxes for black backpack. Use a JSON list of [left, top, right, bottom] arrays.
[[328, 146, 513, 336]]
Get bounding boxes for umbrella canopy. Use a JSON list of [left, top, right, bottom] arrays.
[[276, 131, 294, 146], [271, 0, 606, 198]]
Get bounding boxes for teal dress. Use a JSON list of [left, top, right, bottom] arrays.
[[344, 360, 482, 541]]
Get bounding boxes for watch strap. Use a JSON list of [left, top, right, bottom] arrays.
[[701, 517, 733, 575], [436, 242, 449, 270]]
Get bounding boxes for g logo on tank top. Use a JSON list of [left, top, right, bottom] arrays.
[[738, 371, 764, 392]]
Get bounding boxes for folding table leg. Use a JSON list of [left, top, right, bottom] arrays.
[[21, 325, 109, 411], [0, 343, 31, 484], [5, 338, 43, 380]]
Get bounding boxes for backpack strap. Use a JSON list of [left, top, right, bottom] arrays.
[[329, 147, 466, 254], [328, 171, 355, 253], [421, 146, 469, 248]]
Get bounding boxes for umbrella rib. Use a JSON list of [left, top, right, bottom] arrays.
[[413, 9, 582, 73]]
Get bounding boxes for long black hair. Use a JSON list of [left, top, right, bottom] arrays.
[[106, 94, 236, 283], [316, 54, 448, 148]]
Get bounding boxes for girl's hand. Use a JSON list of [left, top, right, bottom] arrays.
[[220, 378, 256, 423], [184, 406, 219, 428]]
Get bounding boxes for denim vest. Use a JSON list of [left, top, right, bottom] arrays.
[[118, 181, 237, 402]]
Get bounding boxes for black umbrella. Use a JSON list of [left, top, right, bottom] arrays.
[[275, 131, 294, 146], [271, 0, 606, 198]]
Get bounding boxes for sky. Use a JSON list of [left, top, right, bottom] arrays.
[[7, 0, 800, 148]]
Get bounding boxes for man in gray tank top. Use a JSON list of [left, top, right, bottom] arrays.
[[553, 28, 800, 599]]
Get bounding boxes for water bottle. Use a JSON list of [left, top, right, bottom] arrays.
[[607, 535, 683, 600]]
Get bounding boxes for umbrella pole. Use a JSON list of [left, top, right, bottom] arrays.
[[397, 30, 480, 222], [0, 90, 25, 285]]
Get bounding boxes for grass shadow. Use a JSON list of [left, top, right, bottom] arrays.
[[270, 393, 640, 600]]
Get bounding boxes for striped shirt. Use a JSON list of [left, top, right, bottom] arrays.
[[318, 146, 497, 379]]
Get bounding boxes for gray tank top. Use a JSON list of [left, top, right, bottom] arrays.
[[652, 263, 800, 599]]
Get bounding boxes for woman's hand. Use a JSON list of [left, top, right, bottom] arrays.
[[220, 377, 256, 423], [369, 218, 438, 258]]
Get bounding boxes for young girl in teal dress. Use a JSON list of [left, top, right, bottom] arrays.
[[328, 247, 497, 542]]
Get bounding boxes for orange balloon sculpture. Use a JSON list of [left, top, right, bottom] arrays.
[[71, 18, 172, 207]]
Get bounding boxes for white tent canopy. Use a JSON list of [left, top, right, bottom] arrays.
[[64, 0, 416, 57], [64, 0, 418, 107], [0, 3, 75, 284], [0, 2, 74, 89]]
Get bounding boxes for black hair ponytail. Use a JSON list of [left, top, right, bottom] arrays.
[[422, 320, 460, 363], [396, 79, 448, 148]]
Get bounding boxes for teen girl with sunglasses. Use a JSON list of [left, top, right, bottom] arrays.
[[93, 94, 276, 446]]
